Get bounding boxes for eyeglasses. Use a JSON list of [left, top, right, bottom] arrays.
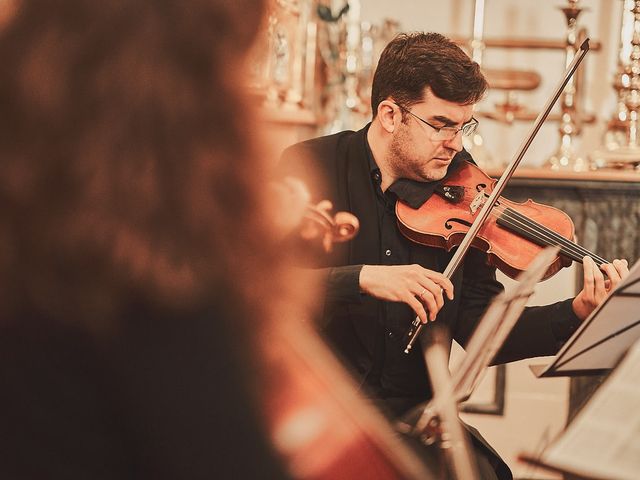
[[394, 103, 479, 142]]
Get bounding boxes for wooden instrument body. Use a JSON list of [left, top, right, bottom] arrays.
[[396, 162, 575, 280]]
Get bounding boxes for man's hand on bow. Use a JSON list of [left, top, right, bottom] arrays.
[[359, 264, 454, 324]]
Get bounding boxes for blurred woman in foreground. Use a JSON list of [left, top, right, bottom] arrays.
[[0, 0, 291, 477]]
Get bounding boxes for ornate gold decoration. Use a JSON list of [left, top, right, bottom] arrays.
[[591, 0, 640, 169], [250, 0, 317, 115], [544, 0, 589, 172]]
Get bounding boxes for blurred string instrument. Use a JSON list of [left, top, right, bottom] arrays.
[[263, 182, 446, 479], [261, 307, 442, 479], [402, 39, 596, 354], [301, 199, 359, 252], [272, 177, 359, 252]]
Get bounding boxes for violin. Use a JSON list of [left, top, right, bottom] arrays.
[[396, 160, 607, 281]]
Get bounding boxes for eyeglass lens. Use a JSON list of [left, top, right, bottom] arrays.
[[434, 120, 477, 140]]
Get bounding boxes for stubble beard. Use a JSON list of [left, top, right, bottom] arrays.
[[389, 133, 449, 183]]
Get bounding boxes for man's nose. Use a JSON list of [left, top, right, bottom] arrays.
[[443, 130, 464, 152]]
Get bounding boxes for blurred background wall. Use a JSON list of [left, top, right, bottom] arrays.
[[254, 2, 636, 478]]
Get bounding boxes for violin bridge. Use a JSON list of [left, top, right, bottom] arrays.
[[470, 190, 488, 214]]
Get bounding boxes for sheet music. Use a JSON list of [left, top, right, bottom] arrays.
[[538, 341, 640, 480]]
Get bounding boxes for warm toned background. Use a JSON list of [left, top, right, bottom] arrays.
[[258, 1, 637, 478]]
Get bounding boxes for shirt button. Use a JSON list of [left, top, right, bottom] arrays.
[[385, 249, 392, 256], [373, 172, 381, 181], [387, 331, 394, 338]]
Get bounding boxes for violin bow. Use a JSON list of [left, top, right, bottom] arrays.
[[403, 39, 591, 354]]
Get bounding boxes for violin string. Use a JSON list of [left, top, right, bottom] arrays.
[[488, 203, 603, 263], [496, 213, 596, 264], [486, 203, 608, 265], [488, 204, 577, 255], [490, 204, 608, 264], [496, 206, 608, 265], [457, 192, 571, 255], [455, 190, 607, 264]]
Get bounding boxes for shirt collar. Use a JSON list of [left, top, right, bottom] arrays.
[[364, 127, 472, 208], [386, 152, 470, 208]]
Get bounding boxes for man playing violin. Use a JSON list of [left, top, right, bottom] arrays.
[[279, 32, 629, 480]]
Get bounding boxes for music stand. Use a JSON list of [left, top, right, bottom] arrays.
[[400, 246, 561, 434], [530, 258, 640, 378], [520, 339, 640, 480]]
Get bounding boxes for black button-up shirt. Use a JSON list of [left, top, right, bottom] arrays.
[[282, 124, 581, 415], [364, 137, 453, 401]]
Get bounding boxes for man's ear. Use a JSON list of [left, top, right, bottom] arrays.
[[376, 100, 399, 133]]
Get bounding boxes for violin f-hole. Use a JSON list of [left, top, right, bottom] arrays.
[[445, 218, 473, 230]]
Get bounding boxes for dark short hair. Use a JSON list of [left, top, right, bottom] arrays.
[[371, 32, 488, 116]]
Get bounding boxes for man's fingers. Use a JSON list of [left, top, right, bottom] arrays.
[[416, 289, 439, 320], [613, 258, 629, 277], [573, 257, 631, 321], [359, 265, 454, 320], [600, 259, 630, 294], [582, 256, 596, 301], [426, 274, 454, 300], [593, 264, 606, 299], [584, 256, 606, 304], [407, 295, 429, 324], [601, 263, 621, 286], [416, 282, 445, 310], [589, 258, 607, 292]]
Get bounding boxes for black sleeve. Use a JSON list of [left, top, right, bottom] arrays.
[[452, 249, 504, 349], [298, 265, 364, 329], [325, 265, 364, 305], [492, 298, 581, 364], [452, 249, 583, 364]]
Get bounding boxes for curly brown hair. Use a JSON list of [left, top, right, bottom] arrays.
[[0, 0, 281, 329], [371, 32, 488, 117]]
